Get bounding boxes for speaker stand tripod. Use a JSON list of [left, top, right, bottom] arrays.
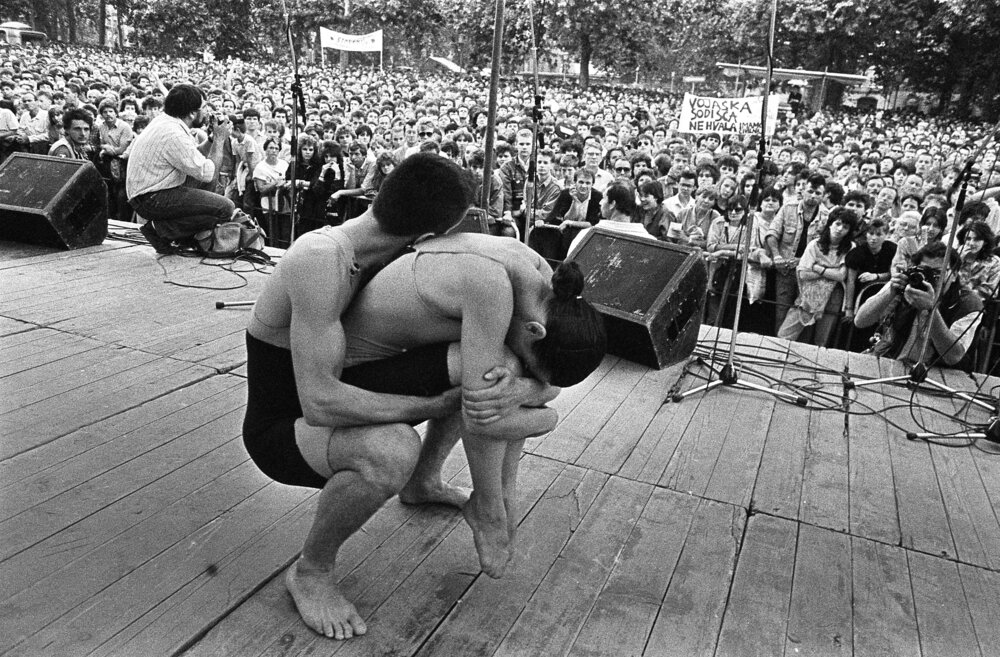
[[671, 0, 805, 407]]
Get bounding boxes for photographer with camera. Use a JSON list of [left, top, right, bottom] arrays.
[[127, 83, 244, 254], [854, 241, 983, 368]]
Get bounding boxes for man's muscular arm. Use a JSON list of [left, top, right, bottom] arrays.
[[285, 242, 459, 428]]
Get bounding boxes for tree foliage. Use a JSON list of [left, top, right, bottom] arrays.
[[4, 0, 998, 118]]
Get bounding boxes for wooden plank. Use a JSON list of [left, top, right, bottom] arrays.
[[0, 454, 271, 652], [851, 536, 921, 657], [0, 316, 35, 336], [177, 490, 441, 657], [0, 329, 104, 378], [170, 328, 252, 370], [715, 513, 797, 657], [491, 476, 652, 657], [876, 357, 956, 559], [0, 356, 214, 459], [574, 361, 684, 474], [189, 454, 579, 657], [615, 378, 703, 485], [701, 334, 778, 508], [909, 550, 981, 657], [784, 523, 852, 655], [921, 366, 1000, 570], [959, 563, 1000, 657], [844, 351, 902, 545], [91, 496, 316, 657], [658, 383, 743, 495], [262, 460, 601, 657], [750, 344, 814, 520], [0, 403, 246, 567], [413, 464, 611, 657], [519, 355, 619, 455], [654, 332, 771, 499], [568, 488, 701, 657], [0, 240, 133, 271], [643, 499, 746, 656], [9, 476, 313, 657], [0, 240, 135, 277], [798, 345, 850, 532], [0, 373, 243, 492], [531, 358, 648, 463], [0, 377, 246, 519], [1, 435, 252, 606], [0, 340, 159, 413]]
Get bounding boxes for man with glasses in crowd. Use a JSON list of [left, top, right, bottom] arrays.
[[664, 169, 697, 218], [581, 142, 614, 193]]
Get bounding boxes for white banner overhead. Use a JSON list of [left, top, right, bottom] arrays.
[[677, 93, 781, 135], [318, 27, 383, 52]]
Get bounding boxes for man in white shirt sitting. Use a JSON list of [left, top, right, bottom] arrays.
[[126, 84, 238, 254]]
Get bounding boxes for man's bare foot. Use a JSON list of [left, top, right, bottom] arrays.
[[463, 492, 510, 578], [398, 479, 471, 509], [285, 557, 367, 640]]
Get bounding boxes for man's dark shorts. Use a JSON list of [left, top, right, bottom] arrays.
[[242, 332, 452, 489]]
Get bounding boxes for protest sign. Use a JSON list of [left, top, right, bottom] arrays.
[[319, 28, 383, 52], [677, 94, 780, 135]]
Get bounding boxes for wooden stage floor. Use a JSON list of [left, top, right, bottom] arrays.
[[3, 234, 1000, 657]]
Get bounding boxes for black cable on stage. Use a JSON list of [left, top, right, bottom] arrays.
[[686, 332, 999, 449]]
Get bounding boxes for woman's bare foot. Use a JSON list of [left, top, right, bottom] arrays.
[[398, 478, 471, 508], [285, 557, 367, 640], [503, 494, 518, 543], [463, 492, 510, 578]]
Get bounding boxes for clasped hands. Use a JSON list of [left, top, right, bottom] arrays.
[[461, 366, 560, 427]]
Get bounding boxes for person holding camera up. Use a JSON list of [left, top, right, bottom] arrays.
[[127, 83, 244, 254], [854, 241, 983, 368]]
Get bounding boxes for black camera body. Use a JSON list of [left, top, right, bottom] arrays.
[[904, 264, 938, 290]]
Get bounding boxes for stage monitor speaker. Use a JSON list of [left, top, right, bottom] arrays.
[[0, 153, 107, 249], [446, 207, 490, 235], [568, 228, 707, 369]]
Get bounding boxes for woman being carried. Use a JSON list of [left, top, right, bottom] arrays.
[[340, 233, 607, 578]]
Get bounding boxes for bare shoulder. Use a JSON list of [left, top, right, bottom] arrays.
[[281, 229, 356, 315]]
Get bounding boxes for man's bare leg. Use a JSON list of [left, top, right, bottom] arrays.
[[398, 412, 470, 508], [287, 420, 421, 639]]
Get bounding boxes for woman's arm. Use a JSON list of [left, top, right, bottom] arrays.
[[437, 255, 559, 439]]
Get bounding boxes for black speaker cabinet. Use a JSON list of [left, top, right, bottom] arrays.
[[447, 207, 490, 235], [568, 228, 707, 369], [0, 153, 108, 249]]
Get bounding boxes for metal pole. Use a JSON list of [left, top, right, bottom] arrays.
[[479, 0, 505, 213], [723, 0, 777, 367]]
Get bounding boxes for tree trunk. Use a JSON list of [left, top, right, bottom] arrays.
[[117, 3, 125, 49], [98, 0, 107, 46], [579, 32, 591, 90], [66, 0, 76, 43]]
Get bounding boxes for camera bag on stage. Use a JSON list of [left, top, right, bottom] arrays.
[[194, 215, 266, 258]]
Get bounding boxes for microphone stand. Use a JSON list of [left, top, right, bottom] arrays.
[[522, 0, 542, 247], [846, 118, 1000, 414], [479, 0, 505, 225], [673, 0, 806, 406], [279, 0, 306, 244]]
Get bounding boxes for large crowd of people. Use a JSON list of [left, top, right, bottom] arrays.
[[3, 41, 1000, 366]]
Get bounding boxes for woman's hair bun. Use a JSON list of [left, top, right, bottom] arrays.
[[552, 261, 585, 300]]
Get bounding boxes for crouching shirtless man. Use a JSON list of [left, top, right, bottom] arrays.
[[242, 154, 556, 640]]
